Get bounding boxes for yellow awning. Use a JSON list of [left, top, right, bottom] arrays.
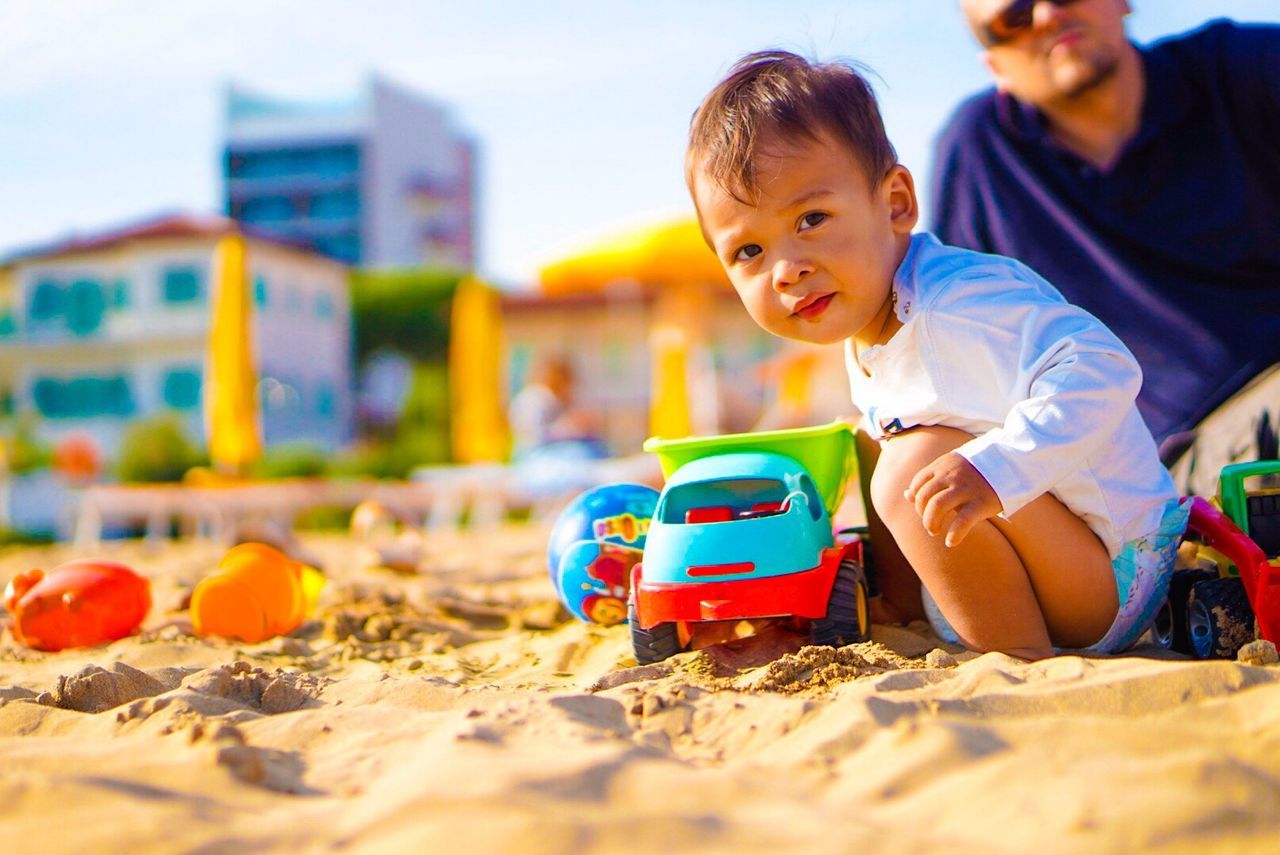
[[537, 218, 728, 296], [535, 217, 732, 441]]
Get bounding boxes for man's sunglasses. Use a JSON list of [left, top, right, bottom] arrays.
[[979, 0, 1083, 47]]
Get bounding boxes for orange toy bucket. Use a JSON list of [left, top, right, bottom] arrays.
[[191, 543, 323, 643]]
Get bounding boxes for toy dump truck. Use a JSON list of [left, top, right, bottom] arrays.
[[1156, 461, 1280, 658], [629, 423, 870, 664]]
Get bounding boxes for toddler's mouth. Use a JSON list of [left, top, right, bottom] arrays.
[[791, 293, 834, 320]]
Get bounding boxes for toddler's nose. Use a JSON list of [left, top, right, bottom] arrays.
[[772, 257, 813, 290]]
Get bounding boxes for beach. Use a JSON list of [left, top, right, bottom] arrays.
[[2, 524, 1280, 853]]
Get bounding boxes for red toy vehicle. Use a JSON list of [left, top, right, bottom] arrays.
[[1156, 461, 1280, 658], [629, 424, 870, 664]]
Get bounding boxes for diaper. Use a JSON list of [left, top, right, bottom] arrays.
[[1085, 498, 1190, 654]]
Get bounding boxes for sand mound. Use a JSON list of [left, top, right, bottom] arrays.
[[2, 525, 1280, 852]]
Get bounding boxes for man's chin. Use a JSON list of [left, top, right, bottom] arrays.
[[1051, 54, 1119, 99]]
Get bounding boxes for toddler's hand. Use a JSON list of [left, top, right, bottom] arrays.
[[904, 452, 1002, 548]]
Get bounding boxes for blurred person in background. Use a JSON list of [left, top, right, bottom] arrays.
[[508, 353, 603, 460], [931, 0, 1280, 496]]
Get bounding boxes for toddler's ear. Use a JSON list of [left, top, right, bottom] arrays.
[[883, 165, 919, 234]]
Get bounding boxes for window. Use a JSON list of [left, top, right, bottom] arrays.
[[314, 291, 333, 319], [509, 344, 532, 394], [66, 279, 105, 336], [30, 280, 64, 321], [32, 379, 63, 416], [660, 478, 789, 524], [162, 266, 203, 304], [162, 368, 202, 410], [254, 275, 269, 308], [310, 189, 359, 220], [240, 196, 294, 224], [112, 279, 129, 308], [32, 374, 134, 418], [315, 233, 360, 264], [0, 311, 14, 338], [315, 382, 335, 417]]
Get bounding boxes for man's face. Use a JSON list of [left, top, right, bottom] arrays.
[[963, 0, 1131, 104], [692, 131, 916, 348]]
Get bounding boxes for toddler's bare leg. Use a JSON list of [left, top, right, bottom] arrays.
[[855, 429, 925, 623], [870, 426, 1118, 659]]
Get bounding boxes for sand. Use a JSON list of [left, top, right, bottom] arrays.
[[2, 524, 1280, 854]]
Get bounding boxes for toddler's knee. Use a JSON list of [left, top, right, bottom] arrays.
[[868, 452, 914, 527], [868, 425, 976, 527]]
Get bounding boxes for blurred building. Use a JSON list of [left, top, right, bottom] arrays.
[[223, 77, 476, 269], [0, 213, 354, 460], [498, 218, 855, 458], [500, 285, 787, 455]]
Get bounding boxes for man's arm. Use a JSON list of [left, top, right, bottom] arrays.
[[1224, 22, 1280, 132], [1198, 20, 1280, 127]]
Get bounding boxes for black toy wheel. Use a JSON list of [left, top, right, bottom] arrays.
[[629, 600, 683, 664], [1153, 567, 1218, 654], [1188, 576, 1256, 659], [810, 557, 871, 648]]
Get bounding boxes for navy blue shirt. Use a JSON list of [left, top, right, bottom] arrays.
[[930, 19, 1280, 445]]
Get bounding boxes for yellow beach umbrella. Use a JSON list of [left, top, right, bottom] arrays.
[[204, 232, 262, 476], [449, 276, 509, 462]]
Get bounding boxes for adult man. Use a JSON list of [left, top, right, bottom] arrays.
[[931, 0, 1280, 495]]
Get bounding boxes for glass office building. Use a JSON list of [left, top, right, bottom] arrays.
[[223, 78, 476, 269]]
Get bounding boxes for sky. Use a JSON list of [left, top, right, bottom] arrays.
[[2, 0, 1276, 286]]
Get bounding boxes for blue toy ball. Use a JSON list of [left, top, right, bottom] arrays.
[[547, 483, 659, 620]]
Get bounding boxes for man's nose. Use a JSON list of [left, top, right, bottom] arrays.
[[771, 256, 813, 290], [1032, 0, 1070, 30]]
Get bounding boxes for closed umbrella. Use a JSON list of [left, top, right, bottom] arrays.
[[204, 232, 262, 476], [449, 276, 509, 462]]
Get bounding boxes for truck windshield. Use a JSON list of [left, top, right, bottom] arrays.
[[659, 478, 790, 524]]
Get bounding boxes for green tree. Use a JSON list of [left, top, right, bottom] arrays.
[[349, 268, 461, 363]]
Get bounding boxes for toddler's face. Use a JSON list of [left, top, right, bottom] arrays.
[[693, 132, 914, 347]]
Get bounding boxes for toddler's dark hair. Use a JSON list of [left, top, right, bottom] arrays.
[[687, 51, 897, 201]]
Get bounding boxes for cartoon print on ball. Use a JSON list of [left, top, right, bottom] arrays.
[[546, 483, 658, 598], [556, 540, 644, 625]]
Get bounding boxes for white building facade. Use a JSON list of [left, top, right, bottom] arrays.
[[0, 215, 354, 460]]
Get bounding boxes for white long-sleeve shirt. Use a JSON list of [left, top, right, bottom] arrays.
[[847, 232, 1178, 557]]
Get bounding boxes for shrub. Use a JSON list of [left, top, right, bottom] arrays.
[[326, 430, 444, 480], [0, 526, 55, 547], [115, 413, 206, 483], [4, 415, 53, 474], [330, 360, 452, 479], [252, 442, 329, 479]]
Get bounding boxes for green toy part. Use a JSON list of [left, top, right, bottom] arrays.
[[643, 421, 856, 517]]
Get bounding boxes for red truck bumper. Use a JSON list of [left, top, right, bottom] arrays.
[[632, 545, 853, 630]]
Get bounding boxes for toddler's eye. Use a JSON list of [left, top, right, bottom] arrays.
[[799, 212, 827, 230], [734, 244, 762, 262]]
